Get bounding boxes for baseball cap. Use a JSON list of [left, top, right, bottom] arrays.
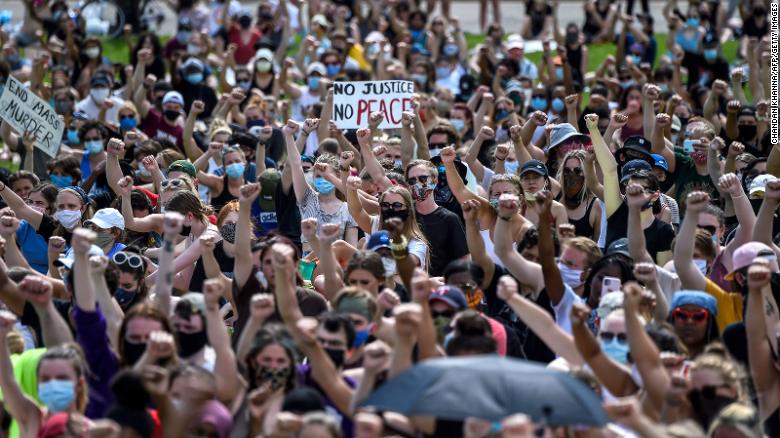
[[620, 159, 653, 183], [748, 174, 776, 197], [651, 154, 669, 172], [429, 285, 468, 310], [256, 48, 274, 62], [90, 75, 110, 87], [307, 62, 326, 76], [162, 91, 184, 106], [311, 14, 329, 28], [520, 160, 548, 176], [55, 244, 104, 269], [670, 290, 718, 316], [366, 230, 391, 251], [606, 238, 630, 257], [168, 160, 197, 178], [175, 293, 207, 319], [618, 136, 653, 162], [85, 208, 125, 230], [181, 57, 205, 72], [724, 241, 779, 280], [430, 155, 468, 182], [258, 169, 280, 212], [506, 34, 524, 51]]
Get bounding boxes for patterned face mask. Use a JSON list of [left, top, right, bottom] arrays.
[[257, 365, 292, 391], [220, 222, 236, 244]]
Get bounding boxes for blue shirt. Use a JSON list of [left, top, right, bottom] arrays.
[[16, 220, 49, 274]]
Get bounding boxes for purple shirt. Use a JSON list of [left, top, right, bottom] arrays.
[[297, 363, 356, 437], [74, 305, 119, 419]]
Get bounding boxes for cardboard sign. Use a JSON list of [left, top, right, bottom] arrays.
[[0, 76, 63, 157], [332, 80, 415, 129]]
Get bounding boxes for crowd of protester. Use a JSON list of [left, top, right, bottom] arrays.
[[0, 0, 776, 436]]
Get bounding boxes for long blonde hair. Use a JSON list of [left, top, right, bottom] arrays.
[[378, 186, 428, 246], [555, 149, 591, 205]]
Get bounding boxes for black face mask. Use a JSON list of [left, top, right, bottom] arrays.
[[738, 124, 757, 142], [180, 224, 192, 237], [324, 347, 345, 368], [382, 209, 409, 222], [163, 109, 180, 122], [239, 16, 252, 29], [123, 339, 147, 365], [688, 389, 735, 429], [177, 329, 209, 358]]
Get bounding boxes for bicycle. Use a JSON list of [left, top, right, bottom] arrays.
[[77, 0, 166, 38]]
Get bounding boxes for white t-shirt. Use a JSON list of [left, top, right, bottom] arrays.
[[76, 95, 124, 125], [370, 216, 428, 267], [552, 283, 585, 335], [291, 88, 322, 122]]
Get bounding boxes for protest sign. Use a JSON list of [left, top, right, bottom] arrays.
[[0, 76, 63, 157], [332, 80, 415, 129]]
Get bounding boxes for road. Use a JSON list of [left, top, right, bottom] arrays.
[[0, 0, 683, 37]]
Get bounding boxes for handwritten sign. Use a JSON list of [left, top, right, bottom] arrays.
[[0, 76, 63, 157], [332, 80, 414, 129]]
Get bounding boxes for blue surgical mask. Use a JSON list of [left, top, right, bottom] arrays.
[[38, 379, 76, 412], [237, 80, 252, 91], [555, 66, 564, 80], [531, 97, 548, 111], [451, 119, 465, 132], [326, 64, 341, 77], [620, 79, 635, 89], [631, 55, 642, 65], [659, 83, 670, 94], [313, 176, 335, 194], [683, 138, 698, 153], [308, 76, 321, 90], [225, 162, 245, 179], [601, 338, 629, 364], [66, 129, 79, 145], [50, 174, 73, 188], [495, 109, 510, 121], [120, 117, 137, 131], [687, 17, 700, 27], [411, 74, 428, 87], [393, 159, 403, 169], [551, 97, 565, 113], [693, 258, 708, 275], [703, 49, 718, 61], [185, 72, 203, 84], [85, 139, 104, 154], [504, 159, 519, 175], [436, 66, 451, 79], [353, 329, 370, 348]]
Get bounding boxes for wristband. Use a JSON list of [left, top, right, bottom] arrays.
[[389, 235, 408, 253]]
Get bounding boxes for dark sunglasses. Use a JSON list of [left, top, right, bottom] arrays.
[[161, 178, 186, 189], [697, 225, 717, 235], [694, 384, 732, 399], [83, 136, 102, 142], [380, 202, 406, 211], [599, 331, 627, 343], [113, 251, 144, 270], [431, 310, 456, 319], [429, 143, 449, 150], [563, 167, 583, 175], [673, 308, 709, 323], [407, 175, 431, 186]]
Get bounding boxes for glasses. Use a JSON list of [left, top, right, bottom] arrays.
[[695, 384, 732, 399], [407, 175, 431, 186], [316, 337, 346, 349], [697, 225, 717, 235], [672, 308, 709, 323], [563, 167, 583, 175], [431, 310, 455, 318], [380, 202, 406, 211], [429, 143, 449, 150], [113, 251, 144, 269], [83, 136, 102, 142], [161, 178, 186, 189], [599, 331, 627, 343], [324, 62, 340, 67]]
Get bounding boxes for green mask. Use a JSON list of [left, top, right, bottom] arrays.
[[433, 316, 452, 344], [94, 231, 114, 248]]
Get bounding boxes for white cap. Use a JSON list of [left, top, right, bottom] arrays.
[[307, 62, 326, 76], [506, 34, 524, 50], [162, 91, 185, 106], [255, 48, 274, 62], [86, 208, 125, 230], [749, 174, 776, 196]]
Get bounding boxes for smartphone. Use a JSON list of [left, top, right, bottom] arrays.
[[602, 276, 622, 294]]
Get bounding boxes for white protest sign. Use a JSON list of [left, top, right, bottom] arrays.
[[0, 76, 63, 157], [332, 80, 415, 129]]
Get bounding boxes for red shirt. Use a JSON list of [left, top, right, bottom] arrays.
[[140, 108, 184, 150], [227, 24, 262, 65]]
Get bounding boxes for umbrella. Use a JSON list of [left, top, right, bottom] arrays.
[[361, 355, 608, 426]]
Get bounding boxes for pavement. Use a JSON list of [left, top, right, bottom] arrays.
[[0, 0, 682, 37]]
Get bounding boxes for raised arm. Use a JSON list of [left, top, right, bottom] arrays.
[[318, 89, 334, 141], [183, 101, 206, 161], [585, 113, 621, 217], [89, 255, 124, 350], [754, 180, 780, 258], [535, 191, 566, 305], [745, 260, 780, 419], [0, 180, 43, 230], [313, 221, 346, 301], [356, 127, 393, 191], [672, 192, 709, 291], [462, 200, 495, 289], [642, 84, 660, 141], [625, 184, 655, 264], [344, 170, 373, 234], [282, 120, 310, 202], [278, 59, 304, 100], [202, 279, 241, 403], [132, 49, 154, 119], [117, 176, 163, 233], [494, 195, 545, 293], [0, 310, 41, 432], [464, 127, 493, 181], [151, 213, 183, 316], [22, 274, 74, 347], [719, 173, 755, 265], [236, 294, 275, 363], [439, 147, 479, 205], [234, 183, 260, 289]]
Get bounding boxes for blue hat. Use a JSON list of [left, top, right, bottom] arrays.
[[429, 285, 468, 310], [366, 231, 391, 251], [670, 291, 718, 317], [520, 159, 548, 176], [651, 154, 669, 172], [620, 159, 652, 183]]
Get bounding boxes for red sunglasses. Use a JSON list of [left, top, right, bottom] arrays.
[[672, 308, 709, 323]]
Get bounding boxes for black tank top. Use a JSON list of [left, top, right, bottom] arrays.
[[583, 4, 611, 37], [569, 197, 597, 238], [211, 175, 239, 213]]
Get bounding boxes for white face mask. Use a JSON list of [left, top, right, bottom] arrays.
[[693, 258, 708, 275], [382, 257, 397, 277], [557, 262, 584, 289], [54, 209, 81, 230], [85, 47, 100, 59], [91, 88, 109, 104]]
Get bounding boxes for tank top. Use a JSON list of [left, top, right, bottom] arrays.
[[569, 197, 597, 238], [210, 175, 239, 213], [583, 3, 611, 37]]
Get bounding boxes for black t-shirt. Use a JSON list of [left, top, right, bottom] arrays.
[[722, 322, 747, 365], [687, 54, 730, 89], [275, 182, 302, 252], [189, 240, 235, 293], [178, 84, 218, 120], [21, 300, 75, 347], [605, 202, 675, 260], [416, 207, 469, 277]]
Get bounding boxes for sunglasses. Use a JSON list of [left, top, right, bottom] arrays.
[[673, 308, 709, 323], [429, 143, 449, 150], [431, 310, 455, 319], [161, 178, 186, 189], [83, 136, 102, 142], [694, 384, 732, 399], [380, 202, 406, 211], [599, 331, 627, 343], [113, 251, 144, 270], [563, 167, 583, 175], [697, 225, 717, 235], [407, 175, 432, 186]]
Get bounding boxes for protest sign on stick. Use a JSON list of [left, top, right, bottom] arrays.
[[0, 76, 63, 157], [332, 80, 415, 129]]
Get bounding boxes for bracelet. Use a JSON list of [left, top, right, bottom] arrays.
[[498, 215, 512, 221], [389, 235, 408, 253], [495, 157, 505, 161]]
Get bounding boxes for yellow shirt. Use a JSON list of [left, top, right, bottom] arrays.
[[705, 279, 743, 332]]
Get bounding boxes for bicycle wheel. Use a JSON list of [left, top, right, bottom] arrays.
[[80, 0, 125, 38]]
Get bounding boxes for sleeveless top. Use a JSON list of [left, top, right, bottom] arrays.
[[210, 175, 238, 213], [569, 197, 597, 238]]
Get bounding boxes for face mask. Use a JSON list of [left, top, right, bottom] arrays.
[[382, 209, 409, 222], [382, 257, 397, 277], [123, 339, 147, 365], [687, 17, 700, 27], [495, 109, 511, 121], [683, 138, 698, 153], [38, 379, 76, 412], [671, 132, 680, 144], [237, 80, 252, 91], [551, 98, 565, 113], [600, 338, 629, 364], [691, 151, 708, 165], [256, 60, 272, 73], [136, 167, 152, 180], [94, 230, 114, 248], [531, 97, 548, 111], [738, 124, 757, 141], [558, 262, 584, 288], [429, 148, 441, 158], [55, 100, 71, 115], [114, 287, 138, 309], [436, 66, 451, 79], [90, 88, 109, 104], [67, 129, 79, 144], [225, 162, 245, 179], [85, 47, 100, 59], [177, 329, 209, 357], [451, 119, 465, 132], [164, 109, 180, 122], [326, 64, 341, 77], [257, 365, 291, 391], [324, 347, 345, 368], [659, 83, 670, 94], [310, 177, 334, 194], [220, 222, 236, 243], [411, 181, 436, 201], [688, 389, 735, 429], [55, 209, 82, 230], [308, 76, 320, 90], [50, 174, 72, 188], [187, 43, 201, 55], [504, 160, 519, 175], [239, 15, 252, 29], [555, 66, 564, 81], [712, 232, 720, 247], [85, 139, 104, 155], [411, 74, 428, 87], [693, 258, 708, 275], [176, 31, 190, 44], [120, 117, 137, 131], [433, 315, 453, 343], [703, 49, 718, 61], [631, 54, 642, 65], [353, 329, 371, 348], [620, 79, 635, 89], [489, 197, 499, 210], [186, 72, 203, 84]]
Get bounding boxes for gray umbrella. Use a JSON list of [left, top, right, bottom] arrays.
[[361, 355, 608, 426]]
